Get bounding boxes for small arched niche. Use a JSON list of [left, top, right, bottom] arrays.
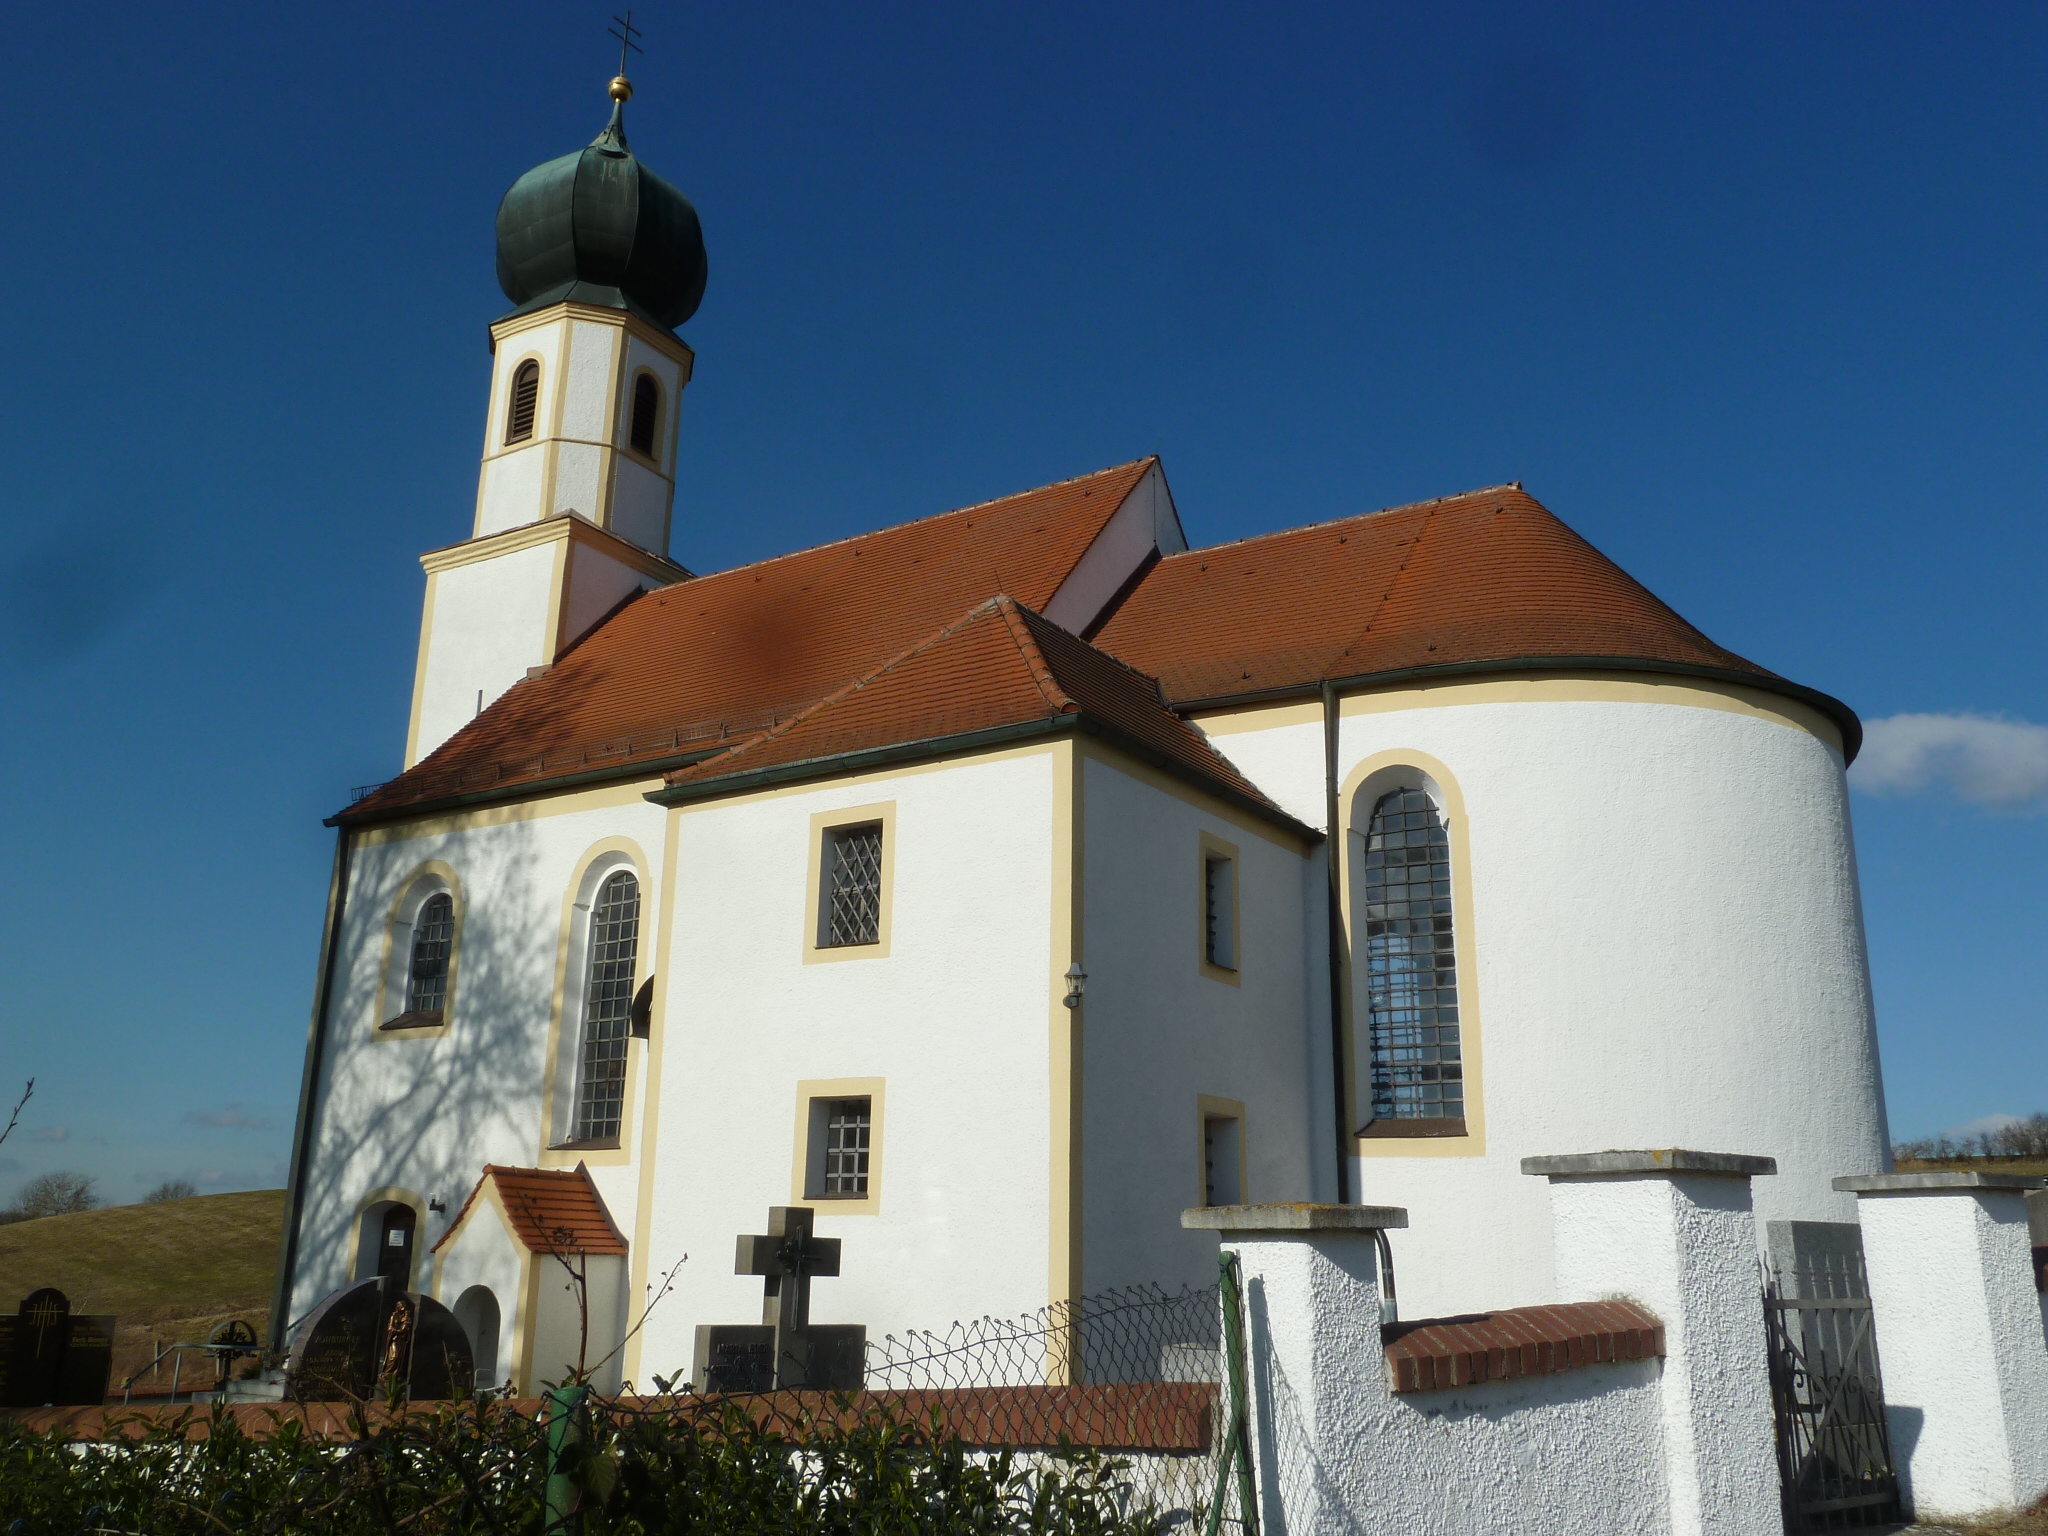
[[451, 1284, 502, 1391], [352, 1198, 421, 1287]]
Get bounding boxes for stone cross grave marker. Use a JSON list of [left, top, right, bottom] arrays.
[[690, 1206, 865, 1391]]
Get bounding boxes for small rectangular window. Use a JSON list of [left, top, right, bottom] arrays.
[[822, 823, 884, 947], [1204, 1114, 1243, 1205], [821, 1099, 871, 1197], [1204, 854, 1237, 970]]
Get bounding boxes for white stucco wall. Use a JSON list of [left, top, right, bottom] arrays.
[[636, 750, 1063, 1383], [1227, 1227, 1670, 1536], [559, 542, 655, 653], [414, 541, 560, 765], [609, 457, 670, 555], [289, 788, 670, 1334], [1079, 754, 1316, 1296], [431, 1197, 525, 1391], [1042, 462, 1186, 635], [1855, 1188, 2048, 1521], [1199, 685, 1888, 1318], [475, 318, 565, 537]]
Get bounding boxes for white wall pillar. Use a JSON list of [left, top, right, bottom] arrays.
[[1835, 1171, 2048, 1523], [1182, 1202, 1406, 1536], [1524, 1151, 1780, 1536]]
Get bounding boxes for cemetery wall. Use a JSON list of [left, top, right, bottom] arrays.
[[1188, 684, 1890, 1319]]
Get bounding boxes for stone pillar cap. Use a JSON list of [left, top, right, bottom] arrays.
[[1181, 1202, 1409, 1233], [1521, 1149, 1778, 1179], [1834, 1171, 2048, 1194]]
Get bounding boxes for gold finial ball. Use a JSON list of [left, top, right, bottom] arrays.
[[609, 75, 634, 102]]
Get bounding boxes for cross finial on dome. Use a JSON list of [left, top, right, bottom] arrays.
[[608, 10, 642, 102]]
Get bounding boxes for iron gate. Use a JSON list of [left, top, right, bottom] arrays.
[[1763, 1249, 1899, 1532]]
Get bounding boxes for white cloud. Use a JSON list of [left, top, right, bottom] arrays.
[[29, 1126, 67, 1143], [183, 1104, 272, 1131], [1852, 712, 2048, 809]]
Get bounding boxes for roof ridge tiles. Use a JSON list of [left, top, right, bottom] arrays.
[[991, 596, 1080, 713], [688, 457, 1156, 586], [1165, 482, 1525, 562]]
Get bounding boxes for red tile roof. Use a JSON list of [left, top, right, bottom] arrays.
[[433, 1164, 627, 1257], [1096, 485, 1775, 703], [342, 466, 1855, 826], [657, 596, 1283, 819], [344, 459, 1159, 819]]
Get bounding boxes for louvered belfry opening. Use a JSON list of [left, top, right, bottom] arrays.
[[505, 359, 540, 445], [630, 373, 660, 457], [572, 871, 641, 1142]]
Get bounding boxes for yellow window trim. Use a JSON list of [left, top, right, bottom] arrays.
[[370, 862, 465, 1043], [802, 802, 896, 964], [789, 1078, 888, 1216], [1338, 749, 1486, 1159]]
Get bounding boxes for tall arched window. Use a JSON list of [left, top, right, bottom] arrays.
[[505, 359, 540, 445], [572, 871, 641, 1142], [1361, 787, 1462, 1125], [629, 373, 660, 458], [407, 893, 454, 1017]]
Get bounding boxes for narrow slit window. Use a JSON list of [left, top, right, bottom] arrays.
[[1362, 787, 1462, 1124], [630, 373, 660, 457], [405, 893, 454, 1017], [823, 824, 883, 947], [1204, 854, 1237, 970], [505, 360, 540, 445], [822, 1099, 871, 1196], [571, 872, 641, 1142], [1203, 1115, 1243, 1205]]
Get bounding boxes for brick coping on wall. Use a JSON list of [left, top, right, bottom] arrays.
[[1382, 1299, 1664, 1394], [2, 1382, 1216, 1453]]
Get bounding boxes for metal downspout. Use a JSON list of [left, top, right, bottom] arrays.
[[269, 825, 353, 1354], [1322, 681, 1351, 1204]]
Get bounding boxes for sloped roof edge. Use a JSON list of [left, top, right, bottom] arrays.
[[1184, 654, 1863, 764], [645, 710, 1320, 840]]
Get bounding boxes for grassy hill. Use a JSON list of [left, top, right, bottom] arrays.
[[0, 1189, 284, 1394]]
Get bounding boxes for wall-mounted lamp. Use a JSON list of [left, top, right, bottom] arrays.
[[428, 1198, 446, 1214], [1062, 962, 1087, 1010]]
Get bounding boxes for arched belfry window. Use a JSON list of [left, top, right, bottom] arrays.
[[406, 893, 454, 1017], [571, 871, 641, 1142], [629, 373, 660, 458], [1361, 787, 1462, 1126], [505, 360, 540, 445]]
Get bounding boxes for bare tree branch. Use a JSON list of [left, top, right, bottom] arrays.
[[0, 1078, 34, 1152]]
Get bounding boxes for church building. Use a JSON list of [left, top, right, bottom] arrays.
[[274, 78, 1889, 1395]]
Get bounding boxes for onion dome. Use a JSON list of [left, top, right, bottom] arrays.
[[494, 85, 707, 333]]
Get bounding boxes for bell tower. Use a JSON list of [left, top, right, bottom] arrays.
[[404, 75, 709, 769]]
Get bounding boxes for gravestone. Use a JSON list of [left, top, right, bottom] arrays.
[[287, 1276, 473, 1401], [689, 1206, 865, 1391], [0, 1289, 117, 1407]]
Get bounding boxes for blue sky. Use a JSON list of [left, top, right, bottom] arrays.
[[0, 3, 2043, 1201]]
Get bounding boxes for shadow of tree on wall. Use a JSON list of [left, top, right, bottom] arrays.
[[290, 810, 575, 1319]]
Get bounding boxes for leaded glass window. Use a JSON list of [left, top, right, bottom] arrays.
[[406, 893, 454, 1016], [823, 1099, 870, 1196], [572, 872, 641, 1142], [824, 824, 883, 947], [1362, 787, 1462, 1123]]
